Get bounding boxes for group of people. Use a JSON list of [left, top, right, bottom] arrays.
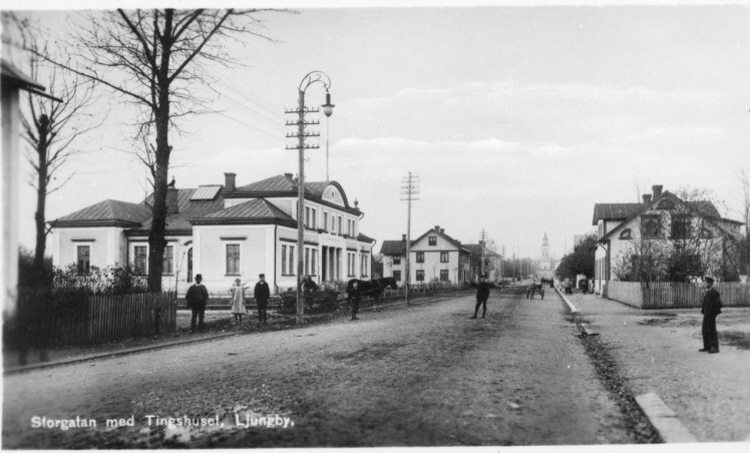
[[184, 273, 271, 332]]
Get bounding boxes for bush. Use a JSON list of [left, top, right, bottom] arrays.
[[52, 264, 148, 295]]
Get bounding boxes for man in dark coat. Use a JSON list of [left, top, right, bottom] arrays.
[[349, 280, 362, 321], [185, 274, 209, 332], [471, 277, 491, 319], [302, 275, 318, 310], [700, 276, 722, 353], [254, 273, 271, 325]]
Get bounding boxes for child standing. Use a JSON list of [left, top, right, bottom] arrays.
[[230, 278, 249, 323]]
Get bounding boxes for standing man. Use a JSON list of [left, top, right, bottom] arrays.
[[186, 274, 209, 333], [471, 277, 491, 319], [349, 280, 362, 321], [700, 276, 722, 353], [254, 273, 271, 326]]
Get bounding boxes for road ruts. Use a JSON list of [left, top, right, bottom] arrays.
[[3, 286, 633, 448]]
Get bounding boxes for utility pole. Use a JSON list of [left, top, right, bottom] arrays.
[[479, 228, 487, 280], [285, 71, 334, 325], [400, 172, 419, 304]]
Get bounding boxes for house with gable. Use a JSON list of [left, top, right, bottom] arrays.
[[50, 172, 375, 295], [592, 184, 744, 295], [380, 225, 471, 286]]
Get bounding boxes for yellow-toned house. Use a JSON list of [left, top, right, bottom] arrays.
[[50, 173, 375, 295]]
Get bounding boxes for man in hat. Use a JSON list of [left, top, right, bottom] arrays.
[[700, 276, 722, 353], [471, 276, 491, 319], [186, 274, 209, 332], [254, 274, 271, 325]]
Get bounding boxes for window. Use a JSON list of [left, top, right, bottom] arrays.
[[134, 245, 148, 275], [428, 236, 437, 246], [393, 270, 401, 282], [77, 245, 91, 274], [282, 245, 288, 275], [393, 256, 401, 265], [416, 270, 425, 282], [671, 215, 691, 240], [440, 252, 449, 263], [312, 249, 318, 275], [312, 209, 317, 229], [323, 212, 328, 232], [305, 248, 310, 275], [641, 215, 662, 239], [361, 253, 369, 277], [416, 252, 424, 263], [305, 207, 310, 228], [289, 246, 295, 275], [700, 226, 714, 239], [338, 216, 343, 235], [440, 269, 449, 282], [619, 228, 632, 240], [348, 252, 356, 277], [163, 245, 174, 274], [331, 216, 336, 233], [226, 244, 240, 275]]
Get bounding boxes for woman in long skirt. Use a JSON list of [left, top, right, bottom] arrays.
[[230, 278, 248, 323]]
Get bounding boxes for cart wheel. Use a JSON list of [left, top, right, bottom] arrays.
[[280, 296, 297, 314]]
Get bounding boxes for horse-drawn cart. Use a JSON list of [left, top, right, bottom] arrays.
[[526, 283, 545, 299], [279, 284, 343, 314]]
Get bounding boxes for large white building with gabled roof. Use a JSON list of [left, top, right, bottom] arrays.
[[50, 172, 375, 295]]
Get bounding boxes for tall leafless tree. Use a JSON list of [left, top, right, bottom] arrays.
[[36, 8, 284, 292], [739, 169, 750, 277]]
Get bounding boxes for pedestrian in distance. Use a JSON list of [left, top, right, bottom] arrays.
[[470, 277, 490, 319], [230, 278, 249, 324], [349, 280, 362, 320], [700, 276, 722, 354], [254, 274, 271, 326], [186, 274, 209, 333]]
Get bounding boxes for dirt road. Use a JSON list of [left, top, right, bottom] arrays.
[[3, 287, 635, 448]]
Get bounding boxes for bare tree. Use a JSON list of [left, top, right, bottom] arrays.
[[739, 169, 750, 277], [35, 8, 284, 292]]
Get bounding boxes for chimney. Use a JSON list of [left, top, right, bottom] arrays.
[[642, 194, 652, 204], [284, 172, 293, 179], [166, 186, 178, 214], [652, 185, 663, 199], [224, 172, 236, 192], [440, 228, 445, 234], [402, 234, 406, 241], [434, 225, 440, 232]]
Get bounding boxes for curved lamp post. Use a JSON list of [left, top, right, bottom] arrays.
[[288, 71, 334, 325]]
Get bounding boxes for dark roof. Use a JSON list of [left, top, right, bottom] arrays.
[[380, 240, 407, 255], [592, 203, 642, 225], [1, 59, 45, 91], [357, 233, 376, 244], [686, 201, 720, 218], [53, 200, 150, 227], [191, 199, 295, 227], [413, 227, 467, 252], [235, 174, 296, 193], [144, 188, 225, 214]]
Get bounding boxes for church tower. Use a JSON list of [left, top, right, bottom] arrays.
[[540, 233, 551, 271]]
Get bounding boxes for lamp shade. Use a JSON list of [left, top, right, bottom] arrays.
[[322, 92, 335, 117]]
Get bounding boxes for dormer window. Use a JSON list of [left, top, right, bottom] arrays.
[[619, 228, 632, 240], [657, 199, 674, 210], [428, 236, 437, 246]]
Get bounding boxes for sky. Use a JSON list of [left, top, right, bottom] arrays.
[[4, 1, 750, 260]]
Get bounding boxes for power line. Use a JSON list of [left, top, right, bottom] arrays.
[[400, 172, 420, 304]]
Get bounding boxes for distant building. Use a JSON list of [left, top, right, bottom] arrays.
[[380, 225, 471, 286], [536, 233, 555, 279], [50, 173, 375, 295], [464, 243, 502, 282]]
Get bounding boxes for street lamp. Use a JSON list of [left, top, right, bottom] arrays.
[[286, 71, 334, 325]]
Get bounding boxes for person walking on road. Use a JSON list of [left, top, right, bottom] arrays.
[[254, 274, 271, 326], [700, 276, 722, 353], [349, 280, 362, 321], [471, 277, 491, 319], [186, 274, 209, 333], [230, 278, 249, 324]]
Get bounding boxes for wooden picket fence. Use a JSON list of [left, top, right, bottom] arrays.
[[606, 281, 750, 309], [10, 290, 177, 347]]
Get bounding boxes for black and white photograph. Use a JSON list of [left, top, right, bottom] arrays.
[[2, 0, 749, 450]]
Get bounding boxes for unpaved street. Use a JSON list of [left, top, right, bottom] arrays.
[[3, 288, 635, 448]]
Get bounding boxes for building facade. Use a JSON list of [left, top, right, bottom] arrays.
[[51, 173, 375, 295], [593, 185, 743, 295], [380, 226, 471, 286]]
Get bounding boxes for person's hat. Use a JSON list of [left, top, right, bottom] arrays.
[[259, 273, 265, 278], [704, 276, 714, 284], [195, 274, 202, 280], [235, 278, 241, 284]]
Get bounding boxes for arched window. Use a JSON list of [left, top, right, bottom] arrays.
[[619, 228, 632, 239]]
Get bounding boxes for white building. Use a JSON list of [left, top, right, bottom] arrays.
[[50, 173, 375, 295], [379, 226, 471, 286]]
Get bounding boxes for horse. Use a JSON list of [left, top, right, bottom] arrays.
[[346, 277, 398, 303]]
